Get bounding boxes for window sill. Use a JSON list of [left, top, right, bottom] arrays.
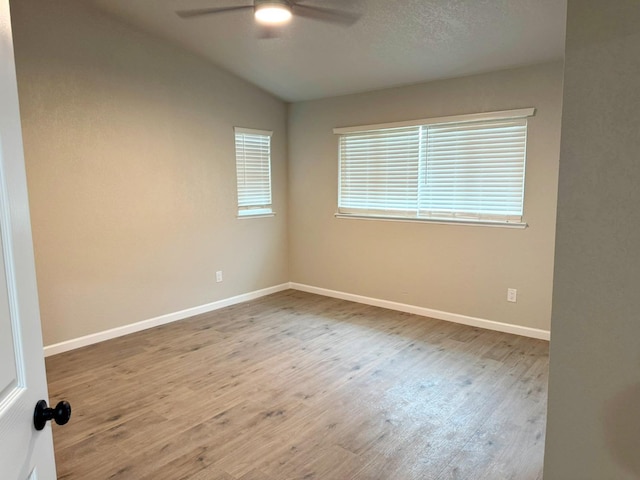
[[334, 213, 527, 229], [237, 212, 276, 219]]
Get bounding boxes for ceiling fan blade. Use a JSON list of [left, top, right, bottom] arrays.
[[291, 3, 360, 26], [176, 5, 253, 19]]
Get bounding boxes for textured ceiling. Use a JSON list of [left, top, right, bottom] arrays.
[[89, 0, 567, 102]]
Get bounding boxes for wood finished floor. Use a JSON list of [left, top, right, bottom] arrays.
[[46, 290, 548, 480]]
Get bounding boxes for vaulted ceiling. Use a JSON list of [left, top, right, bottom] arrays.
[[89, 0, 567, 102]]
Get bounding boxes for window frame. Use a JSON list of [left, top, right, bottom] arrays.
[[234, 127, 274, 219], [334, 108, 534, 228]]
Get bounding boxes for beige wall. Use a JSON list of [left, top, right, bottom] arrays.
[[288, 62, 564, 332], [544, 1, 640, 478], [11, 0, 289, 346]]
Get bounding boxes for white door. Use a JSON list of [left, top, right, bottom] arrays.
[[0, 0, 58, 478]]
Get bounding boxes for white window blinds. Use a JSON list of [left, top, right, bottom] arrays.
[[339, 126, 423, 216], [420, 119, 527, 221], [336, 109, 532, 224], [234, 128, 272, 216]]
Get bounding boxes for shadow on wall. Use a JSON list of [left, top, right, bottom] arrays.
[[604, 383, 640, 477]]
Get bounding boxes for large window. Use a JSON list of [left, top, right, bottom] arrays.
[[335, 108, 534, 226], [234, 127, 273, 217]]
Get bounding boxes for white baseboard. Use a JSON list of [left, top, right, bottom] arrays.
[[44, 281, 549, 357], [289, 282, 550, 341], [43, 283, 290, 357]]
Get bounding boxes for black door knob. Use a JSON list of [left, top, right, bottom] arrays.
[[33, 399, 72, 431]]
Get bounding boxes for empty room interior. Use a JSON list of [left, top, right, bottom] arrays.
[[5, 0, 640, 478]]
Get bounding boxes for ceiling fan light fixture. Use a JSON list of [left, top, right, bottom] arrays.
[[254, 1, 292, 25]]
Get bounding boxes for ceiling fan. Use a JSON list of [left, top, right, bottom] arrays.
[[176, 0, 360, 27]]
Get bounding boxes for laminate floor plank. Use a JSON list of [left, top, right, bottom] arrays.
[[46, 290, 548, 479]]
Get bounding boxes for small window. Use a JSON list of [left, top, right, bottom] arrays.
[[335, 109, 534, 226], [234, 127, 273, 217]]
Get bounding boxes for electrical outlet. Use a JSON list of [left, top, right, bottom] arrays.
[[216, 271, 223, 283], [507, 288, 517, 303]]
